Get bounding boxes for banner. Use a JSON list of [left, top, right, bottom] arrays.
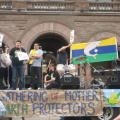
[[72, 38, 118, 64], [0, 90, 103, 117], [0, 34, 3, 47], [103, 89, 120, 107], [70, 30, 74, 43]]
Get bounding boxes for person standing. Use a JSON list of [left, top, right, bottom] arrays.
[[57, 44, 71, 65], [0, 49, 8, 86], [0, 48, 7, 89], [28, 43, 43, 90], [9, 40, 26, 90], [4, 47, 12, 88], [115, 45, 120, 77]]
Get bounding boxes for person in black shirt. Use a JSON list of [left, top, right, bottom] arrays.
[[57, 44, 71, 65], [115, 45, 120, 77], [117, 45, 120, 66], [44, 63, 60, 89], [9, 40, 26, 90]]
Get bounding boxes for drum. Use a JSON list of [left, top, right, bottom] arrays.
[[56, 64, 65, 76], [42, 64, 47, 73], [68, 64, 76, 75]]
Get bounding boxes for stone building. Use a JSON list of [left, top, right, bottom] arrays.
[[0, 0, 120, 83]]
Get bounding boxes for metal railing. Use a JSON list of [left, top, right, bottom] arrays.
[[0, 0, 120, 12], [0, 2, 12, 9], [89, 2, 120, 11], [27, 2, 75, 11]]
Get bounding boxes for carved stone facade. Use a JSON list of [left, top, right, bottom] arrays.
[[0, 0, 120, 81]]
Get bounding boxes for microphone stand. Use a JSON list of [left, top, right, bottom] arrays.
[[40, 46, 43, 88]]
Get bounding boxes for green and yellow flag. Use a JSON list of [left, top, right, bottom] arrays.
[[72, 38, 118, 64]]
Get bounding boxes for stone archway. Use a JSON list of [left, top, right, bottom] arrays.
[[21, 22, 78, 52], [0, 32, 14, 49], [89, 32, 120, 42]]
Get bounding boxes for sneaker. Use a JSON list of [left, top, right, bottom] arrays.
[[16, 88, 19, 90], [28, 87, 32, 90], [44, 84, 49, 88], [37, 87, 41, 90], [44, 84, 47, 88]]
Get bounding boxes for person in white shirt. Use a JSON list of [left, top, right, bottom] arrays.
[[0, 101, 5, 116], [4, 47, 12, 88], [28, 43, 43, 90], [0, 49, 8, 87]]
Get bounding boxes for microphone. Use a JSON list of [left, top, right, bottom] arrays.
[[19, 46, 22, 51]]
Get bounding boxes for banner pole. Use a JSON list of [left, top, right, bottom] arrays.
[[70, 45, 72, 64]]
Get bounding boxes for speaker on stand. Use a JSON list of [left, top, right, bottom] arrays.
[[60, 73, 80, 89], [107, 76, 120, 89]]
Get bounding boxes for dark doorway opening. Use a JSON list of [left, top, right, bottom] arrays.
[[28, 33, 70, 75], [0, 43, 6, 52]]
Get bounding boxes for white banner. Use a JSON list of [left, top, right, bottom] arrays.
[[0, 34, 3, 47], [70, 30, 74, 43], [17, 52, 29, 61]]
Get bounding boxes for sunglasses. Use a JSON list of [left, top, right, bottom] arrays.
[[34, 45, 38, 46]]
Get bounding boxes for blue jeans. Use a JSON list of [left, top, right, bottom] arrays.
[[12, 65, 24, 89]]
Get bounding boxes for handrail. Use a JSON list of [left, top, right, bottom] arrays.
[[0, 0, 120, 12]]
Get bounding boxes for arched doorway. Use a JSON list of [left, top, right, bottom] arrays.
[[0, 43, 6, 51], [28, 33, 70, 75]]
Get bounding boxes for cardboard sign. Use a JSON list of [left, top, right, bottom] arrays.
[[17, 52, 29, 61], [103, 89, 120, 107], [70, 30, 74, 43], [0, 34, 3, 47], [0, 90, 103, 117]]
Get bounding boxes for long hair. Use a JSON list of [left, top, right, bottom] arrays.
[[0, 48, 3, 54]]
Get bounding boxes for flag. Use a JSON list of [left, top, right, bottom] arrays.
[[72, 37, 118, 64], [0, 34, 3, 47]]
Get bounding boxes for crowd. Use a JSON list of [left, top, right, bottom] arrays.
[[0, 41, 72, 90], [0, 41, 120, 120]]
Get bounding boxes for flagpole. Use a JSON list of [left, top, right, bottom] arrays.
[[70, 30, 74, 64], [70, 45, 72, 64]]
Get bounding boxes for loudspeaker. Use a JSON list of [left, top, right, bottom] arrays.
[[60, 73, 80, 89], [25, 76, 31, 88], [107, 77, 120, 89]]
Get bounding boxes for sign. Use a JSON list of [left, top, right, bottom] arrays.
[[0, 34, 3, 47], [70, 30, 74, 43], [0, 90, 103, 117], [17, 52, 29, 61], [103, 89, 120, 107]]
